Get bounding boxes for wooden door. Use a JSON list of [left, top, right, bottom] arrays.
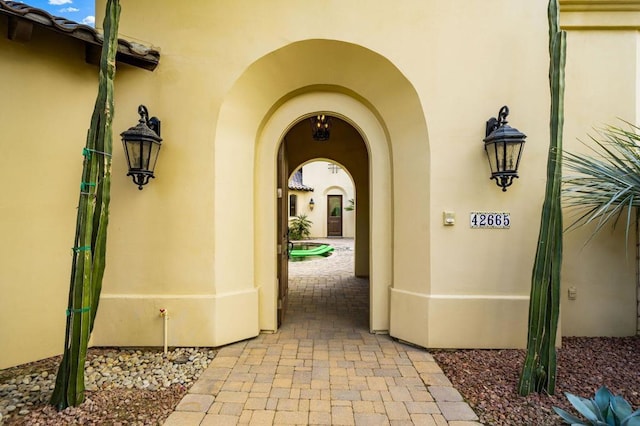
[[277, 143, 289, 326], [327, 195, 343, 237]]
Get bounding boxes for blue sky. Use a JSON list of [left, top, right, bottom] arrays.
[[19, 0, 95, 26]]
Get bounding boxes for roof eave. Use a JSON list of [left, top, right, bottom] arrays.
[[1, 1, 160, 71]]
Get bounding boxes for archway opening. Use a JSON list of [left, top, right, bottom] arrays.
[[276, 115, 370, 328], [287, 160, 356, 241], [254, 91, 394, 337]]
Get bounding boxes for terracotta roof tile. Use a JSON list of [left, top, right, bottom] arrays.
[[288, 182, 314, 191], [1, 0, 160, 70], [289, 169, 314, 192]]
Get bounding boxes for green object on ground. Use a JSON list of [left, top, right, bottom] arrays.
[[289, 244, 334, 258]]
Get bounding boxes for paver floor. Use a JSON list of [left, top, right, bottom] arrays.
[[165, 239, 480, 425]]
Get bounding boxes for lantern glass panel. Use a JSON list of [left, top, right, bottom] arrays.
[[484, 141, 500, 176], [503, 141, 523, 173], [124, 140, 142, 170], [141, 140, 153, 171], [148, 141, 161, 173]]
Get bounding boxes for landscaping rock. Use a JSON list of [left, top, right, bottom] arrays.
[[0, 347, 216, 425]]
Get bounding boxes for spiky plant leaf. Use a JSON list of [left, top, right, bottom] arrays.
[[595, 386, 614, 414], [622, 410, 640, 426], [563, 122, 640, 248], [553, 406, 587, 424], [612, 396, 634, 420], [565, 393, 601, 423]]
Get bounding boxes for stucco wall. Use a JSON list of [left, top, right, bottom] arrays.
[[561, 27, 638, 336], [0, 24, 100, 368], [291, 161, 356, 239], [95, 0, 548, 350], [96, 0, 640, 346], [2, 0, 639, 368]]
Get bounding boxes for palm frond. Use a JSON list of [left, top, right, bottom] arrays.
[[562, 122, 640, 246]]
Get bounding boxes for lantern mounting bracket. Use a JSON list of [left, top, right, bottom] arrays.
[[485, 105, 510, 137], [138, 105, 161, 137]]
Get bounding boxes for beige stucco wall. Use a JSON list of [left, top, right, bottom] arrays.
[[96, 0, 548, 350], [291, 161, 356, 239], [0, 24, 102, 368], [99, 0, 640, 347], [2, 0, 639, 368], [560, 14, 639, 336]]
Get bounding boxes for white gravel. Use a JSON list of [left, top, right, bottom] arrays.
[[0, 347, 215, 423]]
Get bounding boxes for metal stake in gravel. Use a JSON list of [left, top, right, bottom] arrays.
[[518, 0, 566, 396], [50, 0, 120, 410]]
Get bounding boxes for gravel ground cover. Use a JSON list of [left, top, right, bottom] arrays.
[[432, 336, 640, 426], [0, 347, 215, 425], [2, 336, 638, 425]]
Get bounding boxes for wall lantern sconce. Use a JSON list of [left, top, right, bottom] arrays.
[[309, 198, 315, 211], [121, 105, 162, 190], [310, 114, 331, 141], [483, 105, 527, 192]]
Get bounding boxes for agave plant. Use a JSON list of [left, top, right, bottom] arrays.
[[563, 123, 640, 245], [554, 386, 640, 425]]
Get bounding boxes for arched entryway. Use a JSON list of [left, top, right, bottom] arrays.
[[257, 92, 392, 334], [285, 119, 368, 271], [277, 117, 369, 326], [213, 39, 431, 349]]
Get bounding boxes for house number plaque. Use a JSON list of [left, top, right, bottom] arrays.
[[470, 212, 510, 229]]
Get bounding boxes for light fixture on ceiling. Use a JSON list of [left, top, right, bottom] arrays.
[[310, 114, 331, 141]]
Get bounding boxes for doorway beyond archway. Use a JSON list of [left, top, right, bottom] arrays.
[[327, 195, 343, 237], [277, 116, 369, 327], [288, 160, 355, 240], [255, 92, 393, 335], [282, 116, 369, 275]]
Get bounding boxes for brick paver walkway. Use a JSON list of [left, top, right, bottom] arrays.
[[164, 239, 480, 425]]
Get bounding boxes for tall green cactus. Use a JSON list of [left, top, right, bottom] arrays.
[[50, 0, 120, 410], [518, 0, 566, 396]]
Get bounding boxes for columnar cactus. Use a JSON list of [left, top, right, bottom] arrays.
[[51, 0, 120, 410], [518, 0, 566, 396]]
